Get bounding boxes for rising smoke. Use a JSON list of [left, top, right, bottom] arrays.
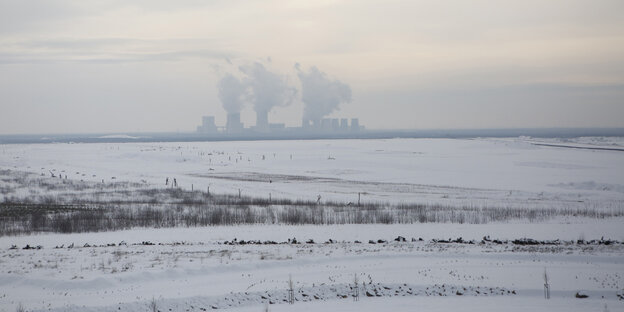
[[296, 65, 352, 122], [217, 73, 247, 114], [240, 62, 297, 114], [218, 61, 351, 124]]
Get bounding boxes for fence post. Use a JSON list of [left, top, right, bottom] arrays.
[[353, 274, 359, 301], [544, 269, 550, 299], [288, 274, 295, 304]]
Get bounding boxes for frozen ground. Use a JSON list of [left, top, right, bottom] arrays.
[[227, 296, 621, 312], [0, 224, 623, 312], [1, 137, 623, 209], [1, 137, 623, 311]]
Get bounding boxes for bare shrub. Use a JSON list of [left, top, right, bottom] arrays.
[[15, 303, 25, 312], [148, 297, 158, 312], [1, 178, 623, 235]]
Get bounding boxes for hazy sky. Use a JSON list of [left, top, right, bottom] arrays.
[[1, 0, 623, 134]]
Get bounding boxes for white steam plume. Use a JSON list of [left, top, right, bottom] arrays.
[[240, 62, 297, 113], [217, 73, 247, 114], [296, 65, 351, 122]]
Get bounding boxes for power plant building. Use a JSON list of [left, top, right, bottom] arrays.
[[198, 113, 362, 135]]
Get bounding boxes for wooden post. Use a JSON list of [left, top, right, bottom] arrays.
[[207, 186, 210, 196], [353, 274, 359, 301], [288, 275, 294, 304], [358, 192, 361, 206], [544, 269, 550, 299], [191, 184, 193, 191], [238, 189, 241, 198]]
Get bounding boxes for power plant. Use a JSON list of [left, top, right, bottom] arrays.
[[197, 113, 362, 135], [204, 63, 361, 136]]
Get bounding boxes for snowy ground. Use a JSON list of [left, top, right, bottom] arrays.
[[1, 137, 623, 311], [1, 137, 623, 208], [0, 224, 623, 311]]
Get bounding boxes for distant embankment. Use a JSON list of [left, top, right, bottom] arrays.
[[2, 128, 624, 144], [530, 142, 624, 152]]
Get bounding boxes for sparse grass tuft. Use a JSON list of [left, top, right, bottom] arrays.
[[15, 303, 25, 312]]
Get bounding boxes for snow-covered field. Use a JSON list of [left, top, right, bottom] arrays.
[[1, 137, 623, 311], [1, 137, 623, 208], [1, 225, 623, 311]]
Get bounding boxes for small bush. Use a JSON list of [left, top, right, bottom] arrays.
[[149, 297, 158, 312]]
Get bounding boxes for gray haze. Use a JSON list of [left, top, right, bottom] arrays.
[[1, 0, 624, 134]]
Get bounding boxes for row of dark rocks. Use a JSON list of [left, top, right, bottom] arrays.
[[9, 236, 621, 251], [221, 235, 622, 246], [221, 237, 423, 245]]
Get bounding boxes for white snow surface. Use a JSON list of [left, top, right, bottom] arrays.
[[1, 137, 623, 311], [1, 137, 623, 208], [0, 224, 623, 312]]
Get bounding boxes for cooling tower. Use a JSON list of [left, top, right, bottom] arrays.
[[351, 118, 360, 131], [340, 118, 349, 131], [226, 113, 244, 133], [197, 116, 217, 133]]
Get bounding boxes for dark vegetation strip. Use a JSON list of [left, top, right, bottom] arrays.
[[1, 170, 623, 236], [531, 142, 624, 152], [1, 191, 622, 236]]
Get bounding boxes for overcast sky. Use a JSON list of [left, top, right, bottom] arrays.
[[1, 0, 623, 134]]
